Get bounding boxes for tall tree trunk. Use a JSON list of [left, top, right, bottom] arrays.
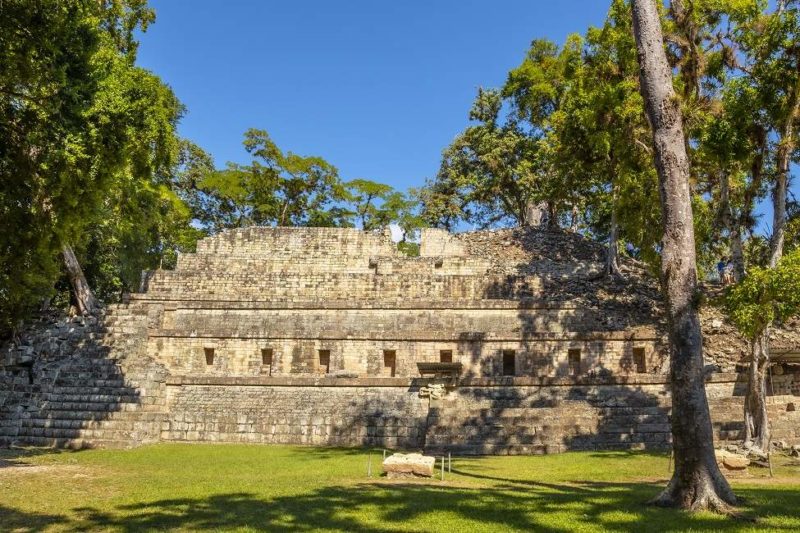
[[769, 68, 800, 268], [570, 204, 580, 232], [62, 244, 99, 315], [769, 166, 788, 268], [744, 335, 771, 452], [606, 201, 622, 277], [718, 171, 745, 281], [547, 201, 558, 229], [523, 200, 547, 227], [729, 225, 746, 282], [632, 0, 736, 512]]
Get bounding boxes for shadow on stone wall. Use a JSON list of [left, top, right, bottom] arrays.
[[0, 308, 166, 448], [423, 246, 676, 454], [425, 383, 672, 455]]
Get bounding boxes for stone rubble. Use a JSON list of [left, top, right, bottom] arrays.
[[715, 449, 750, 471]]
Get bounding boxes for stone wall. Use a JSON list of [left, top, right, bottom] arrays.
[[771, 366, 800, 396], [161, 380, 426, 448], [147, 336, 666, 379], [154, 374, 800, 453], [2, 226, 798, 452]]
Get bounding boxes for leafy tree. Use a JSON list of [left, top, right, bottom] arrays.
[[419, 88, 547, 229], [197, 129, 345, 231], [715, 0, 800, 453], [422, 15, 662, 277], [725, 249, 800, 452], [343, 179, 424, 251], [544, 2, 661, 274], [0, 0, 189, 331], [344, 179, 395, 230]]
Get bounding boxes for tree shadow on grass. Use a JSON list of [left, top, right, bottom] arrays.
[[0, 505, 66, 532], [0, 446, 84, 468], [63, 481, 800, 532]]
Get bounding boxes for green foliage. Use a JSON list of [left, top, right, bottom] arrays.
[[345, 179, 396, 231], [419, 0, 799, 281], [419, 87, 545, 229], [545, 1, 661, 263], [189, 133, 423, 244], [724, 249, 800, 341], [0, 0, 193, 331], [196, 129, 344, 230], [420, 0, 661, 270]]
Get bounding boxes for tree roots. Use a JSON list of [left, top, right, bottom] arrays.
[[648, 474, 753, 520]]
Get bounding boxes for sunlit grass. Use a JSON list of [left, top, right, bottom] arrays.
[[1, 444, 798, 531]]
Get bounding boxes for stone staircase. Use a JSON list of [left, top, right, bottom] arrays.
[[424, 388, 673, 455], [0, 303, 168, 449]]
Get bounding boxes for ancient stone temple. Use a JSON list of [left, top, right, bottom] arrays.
[[1, 227, 799, 452]]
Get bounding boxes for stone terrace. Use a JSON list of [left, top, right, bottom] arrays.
[[1, 226, 798, 452]]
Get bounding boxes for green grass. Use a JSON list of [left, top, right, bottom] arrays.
[[1, 444, 798, 532]]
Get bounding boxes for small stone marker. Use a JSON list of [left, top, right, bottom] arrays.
[[382, 453, 436, 479], [714, 449, 750, 472]]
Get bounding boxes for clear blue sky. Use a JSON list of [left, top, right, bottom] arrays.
[[136, 0, 610, 188], [137, 0, 794, 235]]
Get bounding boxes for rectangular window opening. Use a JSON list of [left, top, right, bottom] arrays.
[[502, 350, 516, 376], [204, 347, 215, 366], [318, 349, 331, 374], [633, 347, 647, 373], [383, 350, 396, 377], [261, 348, 274, 375], [568, 349, 581, 376], [439, 350, 453, 363]]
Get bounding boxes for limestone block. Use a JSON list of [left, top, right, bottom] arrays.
[[714, 449, 750, 470], [382, 453, 436, 478]]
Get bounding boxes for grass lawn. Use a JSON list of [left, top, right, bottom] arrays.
[[1, 444, 798, 532]]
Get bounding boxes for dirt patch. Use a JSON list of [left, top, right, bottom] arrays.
[[0, 458, 86, 477]]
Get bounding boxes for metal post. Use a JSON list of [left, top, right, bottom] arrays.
[[448, 452, 451, 473], [383, 449, 387, 460], [768, 452, 774, 478], [367, 454, 372, 478], [441, 456, 445, 481], [668, 450, 673, 472]]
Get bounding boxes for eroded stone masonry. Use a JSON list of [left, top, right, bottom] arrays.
[[2, 227, 798, 453]]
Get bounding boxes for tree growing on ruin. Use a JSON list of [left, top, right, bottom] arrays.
[[714, 0, 800, 455], [418, 87, 549, 229], [543, 1, 661, 273], [199, 128, 345, 229], [631, 0, 737, 512], [725, 249, 800, 452]]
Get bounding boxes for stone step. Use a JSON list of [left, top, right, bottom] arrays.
[[48, 385, 144, 394], [40, 401, 140, 411], [27, 405, 162, 420], [41, 393, 141, 403], [8, 435, 155, 449], [20, 416, 162, 431], [19, 414, 164, 430]]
